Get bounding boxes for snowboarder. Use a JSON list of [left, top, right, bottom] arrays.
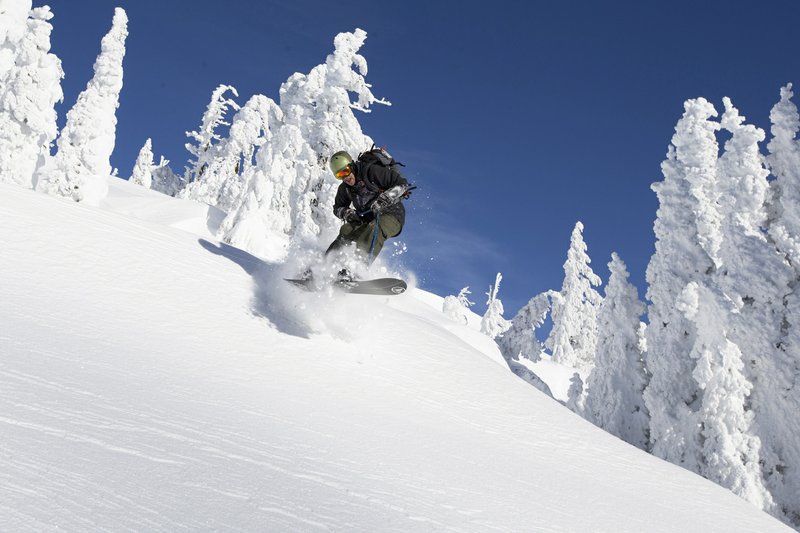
[[324, 150, 411, 278]]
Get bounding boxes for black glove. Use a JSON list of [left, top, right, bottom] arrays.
[[343, 208, 361, 225], [371, 193, 391, 214]]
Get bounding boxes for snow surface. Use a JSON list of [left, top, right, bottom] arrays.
[[0, 179, 791, 532]]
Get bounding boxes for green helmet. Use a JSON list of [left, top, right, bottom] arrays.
[[329, 151, 353, 175]]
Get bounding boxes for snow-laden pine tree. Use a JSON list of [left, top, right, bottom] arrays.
[[566, 372, 585, 414], [277, 28, 389, 248], [0, 2, 63, 188], [130, 138, 153, 188], [498, 290, 559, 364], [763, 86, 800, 526], [215, 96, 293, 260], [767, 84, 800, 262], [442, 287, 474, 325], [496, 290, 558, 398], [184, 93, 281, 214], [219, 29, 389, 261], [151, 155, 182, 197], [36, 7, 127, 204], [481, 273, 510, 339], [675, 282, 775, 513], [644, 98, 721, 469], [178, 84, 239, 202], [584, 253, 649, 450], [215, 95, 284, 213], [546, 221, 602, 374]]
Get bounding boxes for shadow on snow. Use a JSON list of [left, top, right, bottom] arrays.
[[197, 238, 314, 339]]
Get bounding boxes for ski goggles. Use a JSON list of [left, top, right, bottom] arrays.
[[335, 166, 353, 179]]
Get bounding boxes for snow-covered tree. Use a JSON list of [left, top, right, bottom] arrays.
[[644, 98, 721, 469], [584, 253, 649, 450], [676, 282, 775, 513], [216, 97, 295, 261], [151, 156, 182, 197], [130, 138, 153, 188], [0, 2, 63, 188], [179, 84, 239, 202], [546, 221, 603, 374], [498, 290, 558, 364], [36, 7, 128, 204], [481, 273, 510, 339], [277, 28, 389, 248], [495, 289, 558, 398], [442, 287, 474, 325], [218, 29, 389, 261], [566, 372, 585, 414], [763, 86, 800, 525], [767, 84, 800, 263], [215, 95, 284, 213]]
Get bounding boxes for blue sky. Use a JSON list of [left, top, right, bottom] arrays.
[[45, 0, 800, 313]]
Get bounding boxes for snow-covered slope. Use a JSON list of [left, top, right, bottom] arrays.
[[0, 180, 791, 532]]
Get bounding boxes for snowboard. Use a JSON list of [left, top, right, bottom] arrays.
[[285, 277, 407, 295]]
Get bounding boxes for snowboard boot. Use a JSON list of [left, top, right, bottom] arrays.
[[336, 268, 354, 282]]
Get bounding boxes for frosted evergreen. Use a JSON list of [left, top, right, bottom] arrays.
[[767, 84, 800, 263], [0, 2, 62, 188], [584, 253, 649, 450], [676, 282, 775, 513], [644, 96, 800, 524], [763, 86, 800, 525], [481, 273, 511, 339], [179, 84, 240, 202], [644, 98, 720, 469], [566, 372, 585, 414], [219, 29, 389, 260], [36, 7, 127, 205], [498, 290, 558, 364], [130, 138, 153, 188], [546, 221, 603, 373], [442, 287, 474, 325]]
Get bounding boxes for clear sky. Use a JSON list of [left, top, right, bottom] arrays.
[[44, 0, 800, 313]]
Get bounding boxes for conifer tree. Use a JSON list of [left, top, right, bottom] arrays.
[[676, 283, 775, 512], [498, 290, 558, 364], [767, 84, 800, 261], [36, 7, 128, 204], [130, 138, 153, 188], [217, 96, 290, 260], [442, 287, 474, 325], [495, 290, 558, 398], [277, 28, 389, 247], [566, 372, 585, 414], [151, 155, 182, 197], [763, 86, 800, 525], [584, 253, 649, 450], [179, 84, 239, 202], [215, 95, 281, 212], [481, 273, 510, 339], [546, 221, 602, 373], [644, 98, 721, 469], [219, 29, 388, 261], [0, 2, 63, 188]]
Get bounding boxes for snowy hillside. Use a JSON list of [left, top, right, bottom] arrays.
[[0, 180, 791, 532]]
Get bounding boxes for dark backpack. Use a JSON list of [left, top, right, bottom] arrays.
[[357, 145, 406, 173]]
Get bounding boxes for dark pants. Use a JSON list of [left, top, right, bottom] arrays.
[[325, 214, 402, 263]]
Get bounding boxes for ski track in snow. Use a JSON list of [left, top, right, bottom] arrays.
[[0, 182, 792, 532]]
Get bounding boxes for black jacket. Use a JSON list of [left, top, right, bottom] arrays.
[[333, 161, 408, 227]]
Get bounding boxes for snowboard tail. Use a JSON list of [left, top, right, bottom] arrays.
[[285, 277, 407, 295]]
